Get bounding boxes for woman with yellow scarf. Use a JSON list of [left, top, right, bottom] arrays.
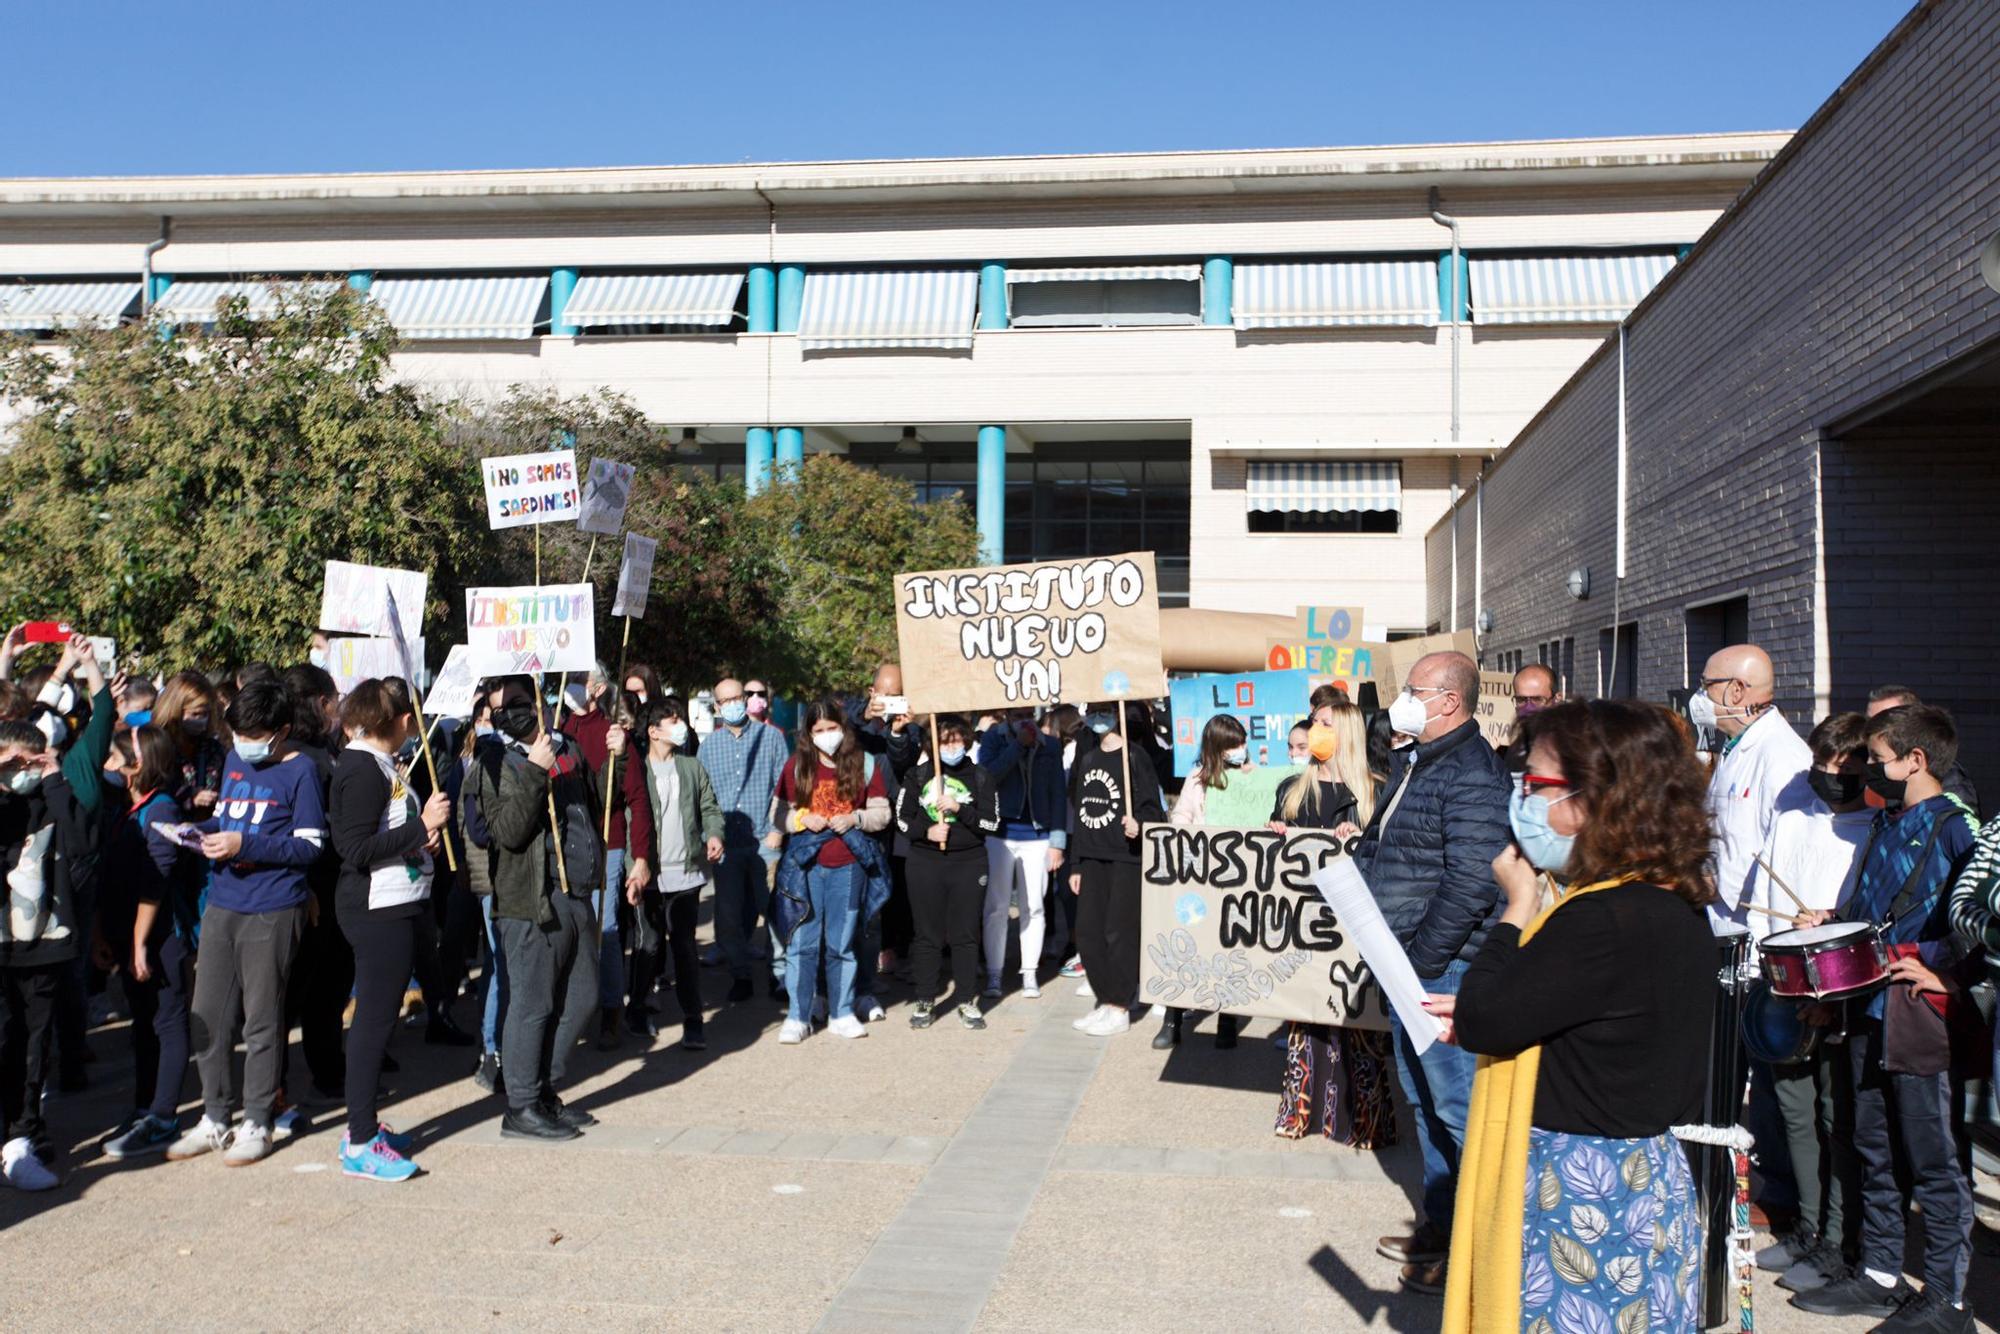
[[1424, 700, 1717, 1333]]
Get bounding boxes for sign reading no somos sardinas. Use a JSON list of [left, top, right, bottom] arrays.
[[894, 552, 1168, 714], [481, 449, 580, 529], [464, 583, 597, 676]]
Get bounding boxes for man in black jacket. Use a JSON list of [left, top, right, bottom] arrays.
[[1354, 650, 1511, 1295]]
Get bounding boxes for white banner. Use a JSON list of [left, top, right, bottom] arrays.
[[318, 561, 427, 646], [480, 449, 580, 529], [464, 583, 597, 677], [612, 533, 658, 619], [422, 645, 478, 719], [325, 636, 423, 695], [577, 457, 636, 535]]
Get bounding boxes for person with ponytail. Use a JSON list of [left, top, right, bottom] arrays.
[[1160, 714, 1252, 1050]]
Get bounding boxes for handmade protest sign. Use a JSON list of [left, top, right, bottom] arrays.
[[423, 645, 477, 719], [464, 584, 597, 676], [577, 458, 636, 535], [1169, 668, 1312, 774], [894, 552, 1167, 714], [1138, 824, 1390, 1030], [1374, 628, 1479, 697], [611, 534, 658, 619], [319, 561, 427, 642], [324, 636, 420, 695], [1474, 671, 1517, 749], [1204, 764, 1300, 830], [480, 449, 580, 529]]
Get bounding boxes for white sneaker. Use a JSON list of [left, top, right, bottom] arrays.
[[1019, 978, 1041, 999], [223, 1122, 272, 1167], [778, 1019, 809, 1045], [1, 1137, 58, 1191], [1146, 1004, 1168, 1020], [1075, 979, 1094, 998], [1083, 1007, 1131, 1037], [827, 1015, 868, 1040], [855, 994, 886, 1023], [1073, 1005, 1108, 1031], [165, 1114, 232, 1162]]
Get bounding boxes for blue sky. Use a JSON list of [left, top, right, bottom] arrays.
[[3, 2, 1908, 175]]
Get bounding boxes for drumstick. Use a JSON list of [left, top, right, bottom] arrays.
[[1743, 902, 1800, 923], [1754, 854, 1808, 913]]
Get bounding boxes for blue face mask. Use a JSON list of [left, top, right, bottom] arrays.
[[1508, 787, 1576, 873], [1085, 712, 1115, 736], [718, 700, 749, 727], [939, 745, 966, 767], [237, 737, 275, 765]]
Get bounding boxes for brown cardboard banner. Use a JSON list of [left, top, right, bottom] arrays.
[[1374, 628, 1480, 697], [1475, 671, 1518, 749]]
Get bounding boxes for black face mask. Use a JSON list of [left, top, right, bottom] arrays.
[[493, 703, 540, 742], [1863, 760, 1905, 803], [1808, 769, 1864, 807]]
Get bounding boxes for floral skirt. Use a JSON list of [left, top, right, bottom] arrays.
[[1519, 1128, 1703, 1334], [1274, 1023, 1397, 1148]]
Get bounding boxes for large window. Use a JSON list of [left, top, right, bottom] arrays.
[[1008, 279, 1202, 328], [1003, 445, 1190, 603]]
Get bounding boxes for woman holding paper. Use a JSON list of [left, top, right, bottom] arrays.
[[1426, 700, 1716, 1334], [1160, 714, 1251, 1050]]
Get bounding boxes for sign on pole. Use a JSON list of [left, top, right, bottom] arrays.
[[324, 636, 422, 695], [894, 552, 1168, 714], [464, 583, 598, 677], [611, 533, 658, 619], [577, 458, 636, 535], [1169, 668, 1312, 774], [480, 449, 580, 529], [1138, 824, 1390, 1030], [319, 561, 426, 642], [422, 645, 478, 719]]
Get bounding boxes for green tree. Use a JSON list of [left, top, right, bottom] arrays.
[[0, 286, 487, 671]]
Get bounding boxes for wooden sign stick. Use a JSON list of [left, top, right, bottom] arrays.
[[534, 523, 572, 899], [602, 612, 633, 844]]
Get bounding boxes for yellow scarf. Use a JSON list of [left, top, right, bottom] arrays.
[[1442, 876, 1634, 1334]]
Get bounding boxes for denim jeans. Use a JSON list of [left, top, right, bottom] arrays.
[[1390, 957, 1475, 1233], [714, 847, 771, 982], [1850, 1018, 1972, 1302], [597, 848, 626, 1010], [785, 861, 863, 1024], [479, 893, 510, 1057]]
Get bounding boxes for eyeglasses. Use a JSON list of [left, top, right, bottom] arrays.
[[1518, 773, 1572, 800]]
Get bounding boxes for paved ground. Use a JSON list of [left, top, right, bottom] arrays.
[[6, 915, 2000, 1332]]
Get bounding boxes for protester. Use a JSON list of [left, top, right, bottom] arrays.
[[850, 662, 924, 990], [1867, 686, 1981, 815], [1692, 644, 1812, 927], [897, 713, 1000, 1032], [1791, 704, 1981, 1330], [328, 680, 452, 1182], [1066, 703, 1167, 1038], [382, 676, 474, 1052], [1509, 663, 1556, 717], [699, 677, 788, 1004], [622, 695, 723, 1051], [562, 662, 633, 1048], [1272, 702, 1394, 1148], [458, 697, 507, 1092], [0, 633, 114, 1189], [169, 678, 326, 1167], [1044, 703, 1089, 973], [1162, 713, 1250, 1049], [1287, 721, 1311, 764], [744, 679, 782, 734], [1357, 650, 1511, 1295], [976, 708, 1067, 1002], [277, 663, 351, 1106], [154, 671, 228, 819], [465, 676, 602, 1142], [1433, 699, 1714, 1333]]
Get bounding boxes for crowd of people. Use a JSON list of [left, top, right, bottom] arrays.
[[4, 623, 1998, 1332]]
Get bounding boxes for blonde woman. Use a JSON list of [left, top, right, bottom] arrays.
[[1271, 701, 1397, 1149]]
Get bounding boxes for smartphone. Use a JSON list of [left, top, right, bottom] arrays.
[[876, 695, 910, 717], [22, 621, 73, 644]]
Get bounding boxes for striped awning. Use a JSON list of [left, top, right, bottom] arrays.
[[368, 275, 549, 340], [1233, 260, 1438, 329], [1246, 460, 1402, 514], [1470, 253, 1676, 325], [563, 272, 745, 328], [1005, 264, 1202, 284], [797, 270, 979, 350], [152, 279, 341, 323], [0, 281, 139, 331]]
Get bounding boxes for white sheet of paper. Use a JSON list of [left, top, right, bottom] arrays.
[[149, 822, 208, 852], [1312, 857, 1449, 1056]]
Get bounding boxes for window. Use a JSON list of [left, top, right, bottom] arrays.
[[1684, 596, 1749, 685], [1008, 279, 1202, 328], [1560, 638, 1576, 695], [1244, 460, 1401, 534], [1248, 509, 1399, 534], [1598, 623, 1637, 699]]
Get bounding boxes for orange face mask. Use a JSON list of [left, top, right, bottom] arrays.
[[1307, 724, 1339, 763]]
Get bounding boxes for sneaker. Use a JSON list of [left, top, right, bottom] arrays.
[[1083, 1007, 1131, 1036], [376, 1123, 415, 1155], [699, 943, 725, 967], [500, 1103, 580, 1142], [271, 1106, 306, 1142], [1874, 1288, 1975, 1333], [1777, 1239, 1841, 1293], [542, 1097, 597, 1130], [1377, 1222, 1450, 1265], [856, 994, 886, 1023], [339, 1131, 419, 1183], [957, 1003, 987, 1031], [1757, 1228, 1811, 1272], [1074, 1006, 1108, 1031], [1019, 977, 1041, 999], [827, 1015, 868, 1040], [1790, 1272, 1907, 1319], [104, 1114, 180, 1160], [1060, 956, 1085, 978], [1400, 1259, 1447, 1295], [223, 1122, 272, 1167], [983, 977, 1004, 1001], [165, 1115, 232, 1162], [1, 1137, 58, 1191], [472, 1051, 501, 1093], [778, 1019, 809, 1044], [681, 1023, 708, 1052], [909, 1001, 936, 1030], [1074, 979, 1094, 998]]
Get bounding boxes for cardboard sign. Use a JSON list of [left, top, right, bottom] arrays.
[[577, 458, 636, 536], [324, 636, 422, 695], [1263, 639, 1383, 699], [1375, 628, 1480, 697], [1169, 669, 1312, 775], [1474, 672, 1518, 749], [318, 561, 427, 642], [423, 645, 478, 719], [1138, 824, 1390, 1030], [464, 583, 597, 677], [1203, 764, 1302, 830], [894, 552, 1168, 715], [480, 449, 580, 529], [611, 533, 658, 619]]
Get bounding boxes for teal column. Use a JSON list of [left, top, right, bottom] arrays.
[[978, 262, 1008, 330], [550, 266, 579, 335], [347, 271, 373, 293], [148, 274, 173, 305], [1436, 250, 1468, 322], [976, 425, 1006, 565], [747, 265, 777, 333], [775, 426, 805, 479], [776, 265, 804, 332], [1202, 256, 1233, 325], [746, 427, 775, 496]]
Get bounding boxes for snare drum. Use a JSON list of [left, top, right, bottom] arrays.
[[1760, 921, 1888, 1000], [1740, 981, 1823, 1065]]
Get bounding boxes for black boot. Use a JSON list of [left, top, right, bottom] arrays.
[[501, 1103, 580, 1142], [1152, 1007, 1183, 1050], [1215, 1013, 1240, 1050]]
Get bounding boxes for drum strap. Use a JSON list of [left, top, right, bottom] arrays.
[[1845, 814, 1949, 935]]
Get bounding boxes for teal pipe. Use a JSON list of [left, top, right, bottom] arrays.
[[1202, 257, 1233, 325], [978, 262, 1008, 330], [976, 425, 1005, 565], [776, 426, 805, 479], [747, 266, 777, 334], [746, 427, 775, 495], [776, 265, 804, 332], [550, 266, 579, 335]]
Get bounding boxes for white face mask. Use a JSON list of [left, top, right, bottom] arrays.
[[666, 722, 689, 748], [308, 647, 328, 670], [812, 730, 842, 757], [1387, 689, 1434, 739], [1222, 747, 1248, 768]]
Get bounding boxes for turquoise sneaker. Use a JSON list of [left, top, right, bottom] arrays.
[[375, 1123, 415, 1156], [339, 1131, 419, 1183]]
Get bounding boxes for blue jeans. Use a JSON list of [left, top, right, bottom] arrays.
[[597, 848, 626, 1010], [1390, 957, 1475, 1233], [785, 861, 862, 1024], [479, 894, 510, 1057], [714, 848, 773, 982]]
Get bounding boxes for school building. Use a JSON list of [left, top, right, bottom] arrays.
[[0, 132, 1785, 633], [1425, 0, 2000, 776]]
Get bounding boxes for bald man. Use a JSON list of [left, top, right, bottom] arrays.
[[1511, 664, 1557, 716], [1692, 645, 1812, 925]]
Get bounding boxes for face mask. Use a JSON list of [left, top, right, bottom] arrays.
[[1515, 699, 1546, 719], [123, 709, 152, 729], [237, 737, 275, 765], [631, 691, 650, 706], [182, 716, 210, 737], [1684, 689, 1718, 732], [1809, 769, 1864, 807], [719, 701, 749, 727], [7, 769, 43, 796], [1085, 712, 1115, 736], [1222, 747, 1248, 768], [1387, 690, 1433, 739], [747, 695, 770, 718], [308, 647, 328, 670], [666, 722, 689, 748], [474, 723, 495, 739], [493, 704, 540, 742], [1508, 787, 1576, 873], [811, 730, 843, 757], [104, 769, 128, 789], [940, 744, 967, 767], [1307, 725, 1339, 764], [1864, 760, 1905, 803]]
